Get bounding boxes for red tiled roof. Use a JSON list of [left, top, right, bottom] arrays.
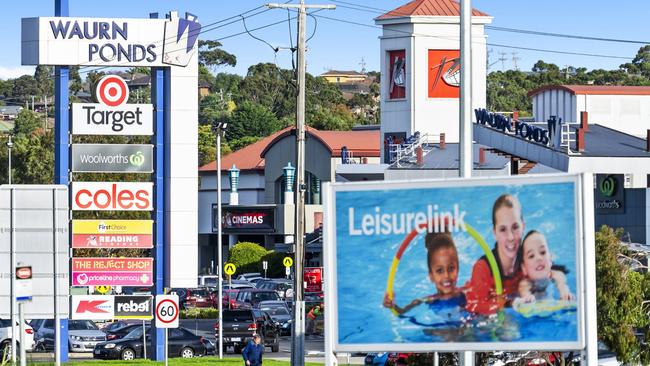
[[528, 85, 650, 97], [377, 0, 489, 20], [199, 126, 380, 172]]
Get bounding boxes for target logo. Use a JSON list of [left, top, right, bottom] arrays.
[[96, 75, 130, 107]]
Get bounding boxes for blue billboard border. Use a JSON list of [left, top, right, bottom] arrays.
[[54, 0, 69, 362]]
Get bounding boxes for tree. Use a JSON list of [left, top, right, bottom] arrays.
[[199, 94, 231, 126], [238, 63, 294, 119], [620, 45, 650, 78], [69, 66, 83, 96], [13, 109, 42, 136], [213, 72, 243, 97], [198, 40, 237, 70], [11, 75, 39, 104], [226, 100, 282, 141], [34, 65, 53, 97], [595, 225, 650, 364], [227, 242, 268, 274]]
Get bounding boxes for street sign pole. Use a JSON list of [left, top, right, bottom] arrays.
[[18, 304, 25, 366]]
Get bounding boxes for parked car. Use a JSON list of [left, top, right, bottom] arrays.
[[256, 300, 292, 335], [93, 326, 207, 360], [102, 320, 141, 333], [214, 309, 279, 354], [598, 342, 620, 366], [197, 275, 219, 287], [184, 288, 214, 308], [210, 289, 240, 310], [236, 273, 262, 283], [0, 319, 35, 356], [222, 280, 255, 290], [35, 319, 106, 353], [105, 323, 147, 341], [170, 288, 189, 309], [256, 279, 293, 300], [234, 289, 281, 309]]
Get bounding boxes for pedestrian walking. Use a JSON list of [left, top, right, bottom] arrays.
[[242, 334, 263, 366]]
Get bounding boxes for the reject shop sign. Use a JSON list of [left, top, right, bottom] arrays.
[[71, 295, 152, 320], [72, 182, 153, 211], [72, 258, 153, 286]]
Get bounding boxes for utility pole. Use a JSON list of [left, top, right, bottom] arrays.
[[498, 51, 508, 71], [266, 2, 335, 365], [511, 51, 520, 71]]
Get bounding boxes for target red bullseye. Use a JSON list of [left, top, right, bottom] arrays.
[[96, 75, 129, 107]]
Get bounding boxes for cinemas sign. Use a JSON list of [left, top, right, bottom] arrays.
[[213, 205, 275, 233], [72, 219, 153, 248], [71, 295, 153, 320], [71, 182, 153, 211], [72, 258, 153, 286]]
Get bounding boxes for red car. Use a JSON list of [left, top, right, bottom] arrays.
[[185, 288, 214, 308], [209, 289, 240, 309]]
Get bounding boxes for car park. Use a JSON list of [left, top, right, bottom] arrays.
[[222, 279, 255, 290], [197, 275, 219, 287], [210, 289, 240, 310], [0, 319, 34, 356], [257, 300, 292, 335], [34, 319, 106, 353], [236, 273, 262, 284], [184, 288, 214, 308], [105, 323, 147, 341], [256, 279, 293, 300], [93, 326, 207, 360]]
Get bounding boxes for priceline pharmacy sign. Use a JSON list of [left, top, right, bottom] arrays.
[[22, 14, 200, 67]]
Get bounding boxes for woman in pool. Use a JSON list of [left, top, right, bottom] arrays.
[[383, 232, 464, 314], [465, 194, 525, 315]]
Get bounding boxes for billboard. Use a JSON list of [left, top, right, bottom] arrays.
[[71, 295, 153, 320], [324, 174, 589, 352], [72, 258, 153, 286], [71, 182, 153, 211], [72, 219, 153, 248], [388, 50, 406, 99], [72, 144, 153, 173], [71, 104, 153, 136], [304, 267, 323, 293]]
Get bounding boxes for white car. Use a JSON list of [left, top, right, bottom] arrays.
[[598, 341, 621, 366], [0, 319, 35, 356]]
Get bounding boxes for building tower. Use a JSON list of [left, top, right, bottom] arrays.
[[375, 0, 492, 162]]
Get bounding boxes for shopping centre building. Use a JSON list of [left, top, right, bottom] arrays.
[[196, 0, 650, 274]]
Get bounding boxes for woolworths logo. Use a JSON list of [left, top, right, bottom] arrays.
[[129, 151, 145, 167]]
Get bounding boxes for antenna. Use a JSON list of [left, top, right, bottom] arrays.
[[498, 51, 508, 71], [511, 51, 520, 71], [359, 57, 367, 74]]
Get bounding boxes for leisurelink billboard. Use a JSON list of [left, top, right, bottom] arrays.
[[324, 174, 591, 352]]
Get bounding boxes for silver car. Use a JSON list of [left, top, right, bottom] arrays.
[[35, 319, 106, 353]]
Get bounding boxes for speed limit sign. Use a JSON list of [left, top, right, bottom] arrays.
[[155, 295, 179, 328]]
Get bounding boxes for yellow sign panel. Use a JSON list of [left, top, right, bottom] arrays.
[[283, 257, 293, 267], [72, 220, 153, 235], [95, 285, 111, 294], [224, 263, 237, 276]]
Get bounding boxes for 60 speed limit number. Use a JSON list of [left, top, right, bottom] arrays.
[[155, 294, 179, 328]]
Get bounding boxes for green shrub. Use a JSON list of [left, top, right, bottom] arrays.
[[262, 251, 292, 278], [180, 307, 218, 319], [227, 242, 268, 274]]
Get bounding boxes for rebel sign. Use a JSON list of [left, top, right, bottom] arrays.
[[72, 182, 153, 211]]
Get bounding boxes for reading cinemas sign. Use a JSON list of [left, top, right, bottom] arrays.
[[72, 75, 153, 136], [72, 144, 153, 173]]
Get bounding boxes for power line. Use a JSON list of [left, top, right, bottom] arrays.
[[331, 0, 650, 45], [305, 12, 634, 61]]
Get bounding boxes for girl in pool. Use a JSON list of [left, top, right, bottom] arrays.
[[514, 230, 575, 304], [465, 194, 525, 315], [383, 232, 465, 314]]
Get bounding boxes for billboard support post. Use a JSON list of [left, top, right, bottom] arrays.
[[18, 303, 25, 366], [10, 188, 16, 364], [582, 173, 597, 365]]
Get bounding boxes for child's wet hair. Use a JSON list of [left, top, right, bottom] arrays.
[[425, 232, 457, 273], [491, 194, 523, 227], [517, 230, 542, 268]]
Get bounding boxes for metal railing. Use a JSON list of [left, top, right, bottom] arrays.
[[389, 133, 439, 167]]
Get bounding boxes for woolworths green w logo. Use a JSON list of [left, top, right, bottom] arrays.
[[599, 175, 617, 197], [129, 151, 145, 167]]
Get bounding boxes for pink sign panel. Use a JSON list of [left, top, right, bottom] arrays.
[[72, 258, 153, 286], [304, 267, 323, 293], [72, 234, 153, 248]]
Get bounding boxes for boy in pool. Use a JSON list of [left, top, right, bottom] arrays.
[[383, 232, 464, 314], [515, 230, 575, 304]]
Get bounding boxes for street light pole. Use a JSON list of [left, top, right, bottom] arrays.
[[213, 121, 227, 359], [7, 134, 13, 185]]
